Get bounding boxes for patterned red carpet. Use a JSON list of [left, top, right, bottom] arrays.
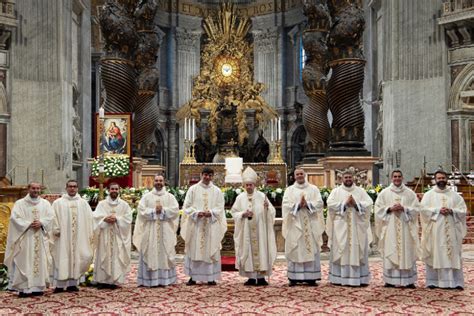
[[1, 261, 473, 315]]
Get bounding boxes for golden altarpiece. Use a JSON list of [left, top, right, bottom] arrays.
[[177, 3, 287, 188]]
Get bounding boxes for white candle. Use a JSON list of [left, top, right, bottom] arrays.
[[184, 118, 187, 141], [278, 117, 281, 141], [188, 118, 191, 140], [99, 106, 105, 119], [270, 119, 274, 142], [192, 118, 195, 141]]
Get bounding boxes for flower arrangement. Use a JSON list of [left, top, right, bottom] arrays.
[[365, 184, 386, 202], [167, 187, 187, 205], [80, 185, 392, 223], [80, 264, 94, 287], [91, 155, 130, 178]]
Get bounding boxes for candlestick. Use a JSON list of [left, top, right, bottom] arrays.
[[184, 118, 188, 141], [278, 117, 281, 141], [270, 119, 274, 142], [99, 106, 105, 119], [188, 117, 191, 141], [192, 118, 195, 141]]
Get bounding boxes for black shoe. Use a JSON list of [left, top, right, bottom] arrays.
[[257, 278, 268, 286], [66, 286, 79, 292], [107, 284, 118, 290], [207, 281, 217, 286], [306, 280, 317, 286], [455, 286, 464, 291], [53, 287, 65, 293], [289, 279, 297, 287], [427, 285, 438, 289], [384, 283, 395, 288], [405, 284, 416, 289], [360, 283, 369, 287], [186, 278, 196, 286], [244, 279, 257, 286], [18, 292, 30, 298], [31, 291, 44, 296]]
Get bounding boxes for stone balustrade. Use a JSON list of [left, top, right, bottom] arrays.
[[0, 0, 15, 18], [443, 0, 474, 14]]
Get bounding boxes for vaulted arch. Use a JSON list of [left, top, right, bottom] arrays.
[[449, 63, 474, 111]]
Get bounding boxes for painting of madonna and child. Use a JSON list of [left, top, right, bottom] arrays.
[[96, 113, 131, 156]]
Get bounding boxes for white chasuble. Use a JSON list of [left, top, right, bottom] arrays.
[[5, 195, 54, 292], [181, 181, 227, 263], [51, 194, 94, 285], [231, 191, 276, 276], [375, 184, 420, 269], [420, 187, 466, 288], [282, 182, 325, 263], [374, 184, 420, 286], [326, 185, 373, 286], [93, 197, 132, 285], [327, 185, 373, 265], [133, 188, 180, 271], [181, 181, 226, 281]]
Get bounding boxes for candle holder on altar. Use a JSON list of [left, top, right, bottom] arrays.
[[182, 139, 197, 163], [269, 140, 284, 163], [97, 108, 107, 201]]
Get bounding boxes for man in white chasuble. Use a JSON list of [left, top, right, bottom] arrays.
[[5, 182, 54, 297], [282, 168, 325, 286], [93, 182, 132, 289], [133, 174, 180, 287], [421, 170, 467, 290], [51, 179, 94, 293], [375, 170, 420, 288], [231, 167, 276, 286], [181, 167, 227, 285], [326, 170, 373, 286]]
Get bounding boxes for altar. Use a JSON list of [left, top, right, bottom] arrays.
[[179, 162, 287, 188]]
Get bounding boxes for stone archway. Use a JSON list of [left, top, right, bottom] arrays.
[[449, 63, 474, 111], [448, 63, 474, 171]]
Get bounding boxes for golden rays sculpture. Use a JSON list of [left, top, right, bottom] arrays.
[[177, 2, 277, 146]]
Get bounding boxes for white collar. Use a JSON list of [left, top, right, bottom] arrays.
[[294, 181, 309, 189], [152, 187, 167, 196], [62, 193, 80, 201], [434, 186, 450, 193], [24, 194, 41, 205], [389, 183, 406, 193], [198, 181, 212, 189], [106, 196, 120, 206], [341, 184, 356, 192]]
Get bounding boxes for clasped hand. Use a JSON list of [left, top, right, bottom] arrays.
[[104, 214, 117, 224], [440, 207, 453, 216], [198, 211, 212, 218], [155, 204, 163, 214], [243, 210, 254, 218], [345, 195, 356, 208], [30, 220, 42, 230], [390, 203, 404, 215], [299, 196, 307, 209]]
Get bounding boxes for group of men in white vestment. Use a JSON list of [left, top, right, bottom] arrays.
[[4, 166, 467, 297], [5, 180, 134, 297]]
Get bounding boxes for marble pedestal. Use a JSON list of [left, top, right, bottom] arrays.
[[299, 156, 379, 187]]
